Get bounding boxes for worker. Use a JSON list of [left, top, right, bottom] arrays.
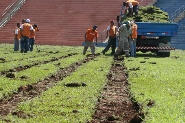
[[102, 20, 117, 55], [126, 0, 139, 16], [114, 21, 132, 59], [20, 19, 33, 53], [14, 23, 21, 51], [129, 21, 138, 57], [83, 25, 98, 55], [28, 24, 39, 51]]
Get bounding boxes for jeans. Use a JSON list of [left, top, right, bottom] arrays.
[[28, 38, 35, 51], [14, 38, 19, 51], [129, 39, 136, 57], [20, 36, 29, 53]]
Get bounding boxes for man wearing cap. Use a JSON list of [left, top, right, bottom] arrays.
[[102, 20, 117, 55], [83, 25, 98, 55], [20, 19, 33, 53], [114, 21, 131, 59]]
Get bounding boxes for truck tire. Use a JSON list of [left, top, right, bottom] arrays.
[[157, 52, 170, 57], [163, 52, 170, 57]]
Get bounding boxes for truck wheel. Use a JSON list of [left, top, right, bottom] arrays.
[[163, 52, 170, 57], [157, 52, 170, 57]]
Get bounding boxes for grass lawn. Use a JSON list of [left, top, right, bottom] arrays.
[[0, 44, 185, 122]]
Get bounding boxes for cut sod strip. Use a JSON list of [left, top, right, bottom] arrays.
[[0, 54, 86, 99], [124, 51, 185, 123], [0, 52, 77, 72], [0, 45, 82, 62], [4, 56, 113, 123]]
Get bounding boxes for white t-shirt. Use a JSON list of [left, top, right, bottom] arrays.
[[15, 29, 18, 34], [129, 2, 133, 8]]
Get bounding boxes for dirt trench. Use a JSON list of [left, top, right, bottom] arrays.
[[0, 54, 99, 118], [89, 59, 144, 123]]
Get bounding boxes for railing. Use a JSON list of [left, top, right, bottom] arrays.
[[100, 29, 107, 42], [0, 0, 27, 29], [1, 0, 17, 17], [170, 5, 185, 22]]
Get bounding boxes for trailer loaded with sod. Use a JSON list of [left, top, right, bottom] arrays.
[[121, 6, 178, 57]]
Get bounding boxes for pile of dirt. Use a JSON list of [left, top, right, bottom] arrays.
[[121, 6, 169, 22]]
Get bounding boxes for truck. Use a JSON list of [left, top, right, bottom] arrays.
[[135, 22, 178, 57]]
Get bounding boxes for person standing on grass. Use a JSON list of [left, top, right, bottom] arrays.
[[114, 21, 131, 59], [20, 19, 33, 53], [20, 19, 26, 51], [14, 23, 21, 51], [129, 21, 138, 57], [83, 25, 98, 55], [28, 24, 39, 51], [102, 20, 117, 55]]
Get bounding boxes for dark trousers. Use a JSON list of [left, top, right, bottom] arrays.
[[102, 36, 116, 54], [28, 38, 35, 51], [20, 36, 29, 53], [133, 5, 139, 15]]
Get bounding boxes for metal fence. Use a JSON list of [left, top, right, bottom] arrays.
[[170, 5, 185, 22], [0, 0, 27, 29]]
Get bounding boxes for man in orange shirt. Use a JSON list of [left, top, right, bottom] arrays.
[[83, 25, 98, 55], [129, 21, 138, 57], [14, 23, 21, 51], [20, 19, 33, 53], [102, 20, 117, 55], [28, 24, 39, 51], [126, 0, 139, 16]]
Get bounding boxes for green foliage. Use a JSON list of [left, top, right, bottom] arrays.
[[121, 6, 170, 23]]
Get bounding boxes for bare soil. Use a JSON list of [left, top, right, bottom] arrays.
[[0, 54, 143, 123], [89, 58, 143, 123]]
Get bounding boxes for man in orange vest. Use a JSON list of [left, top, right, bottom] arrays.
[[20, 19, 33, 53], [102, 20, 117, 55], [28, 24, 39, 51], [129, 21, 138, 57], [14, 23, 21, 51], [83, 25, 98, 55]]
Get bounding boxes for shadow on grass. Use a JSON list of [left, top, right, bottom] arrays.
[[135, 53, 161, 58]]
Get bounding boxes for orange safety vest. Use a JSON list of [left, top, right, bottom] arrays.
[[22, 23, 32, 37], [129, 23, 138, 39], [108, 25, 116, 38]]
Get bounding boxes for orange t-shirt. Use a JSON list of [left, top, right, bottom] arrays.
[[108, 25, 116, 38], [85, 28, 98, 41], [29, 29, 35, 38], [29, 28, 39, 38]]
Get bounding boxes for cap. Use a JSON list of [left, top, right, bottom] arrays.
[[26, 19, 30, 23], [93, 25, 97, 29], [110, 20, 115, 23]]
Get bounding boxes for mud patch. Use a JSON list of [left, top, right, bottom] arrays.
[[89, 60, 143, 123], [64, 82, 87, 87]]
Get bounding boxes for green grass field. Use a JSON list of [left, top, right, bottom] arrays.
[[0, 44, 185, 123]]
